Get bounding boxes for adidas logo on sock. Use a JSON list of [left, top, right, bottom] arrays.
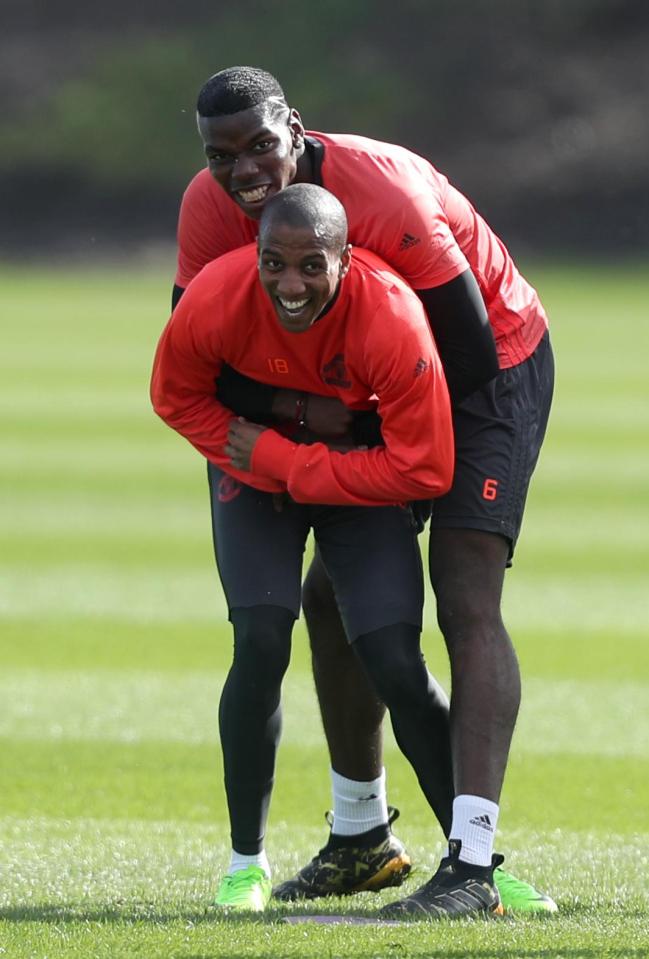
[[469, 814, 494, 831]]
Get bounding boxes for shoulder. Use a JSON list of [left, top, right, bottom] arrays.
[[181, 167, 221, 204], [346, 250, 426, 327], [312, 132, 459, 288], [314, 130, 443, 197], [180, 167, 242, 226], [176, 168, 258, 287], [183, 244, 259, 304], [314, 130, 434, 171], [348, 248, 422, 300]]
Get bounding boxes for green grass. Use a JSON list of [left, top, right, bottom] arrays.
[[1, 262, 648, 958]]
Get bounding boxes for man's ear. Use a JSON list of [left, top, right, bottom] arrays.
[[340, 243, 352, 277], [288, 108, 305, 148]]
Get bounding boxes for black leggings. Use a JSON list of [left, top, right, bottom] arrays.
[[354, 624, 454, 837], [219, 605, 294, 854], [220, 610, 453, 852]]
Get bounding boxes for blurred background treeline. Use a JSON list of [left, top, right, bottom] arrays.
[[2, 0, 648, 261]]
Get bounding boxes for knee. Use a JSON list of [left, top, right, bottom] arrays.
[[355, 631, 429, 713], [230, 606, 293, 682], [434, 592, 509, 678], [435, 595, 485, 645], [302, 560, 349, 659], [432, 568, 502, 639], [301, 560, 335, 624], [374, 661, 425, 712], [429, 530, 509, 649]]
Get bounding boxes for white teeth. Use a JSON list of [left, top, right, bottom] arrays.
[[238, 185, 269, 202], [279, 297, 309, 311]]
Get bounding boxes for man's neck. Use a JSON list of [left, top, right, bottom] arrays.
[[294, 135, 325, 185], [294, 147, 315, 184]]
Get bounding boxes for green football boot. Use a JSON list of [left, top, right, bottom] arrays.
[[214, 865, 272, 912], [494, 866, 558, 914]]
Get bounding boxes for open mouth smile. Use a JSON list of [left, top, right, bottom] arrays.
[[277, 296, 310, 315], [236, 185, 271, 204]]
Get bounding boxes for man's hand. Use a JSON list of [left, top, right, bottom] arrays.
[[305, 395, 354, 437], [225, 417, 267, 472], [271, 390, 354, 438]]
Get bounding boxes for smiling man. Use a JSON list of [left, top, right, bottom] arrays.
[[151, 183, 457, 912], [170, 66, 556, 918]]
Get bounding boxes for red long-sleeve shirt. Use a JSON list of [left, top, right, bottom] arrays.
[[152, 245, 454, 507], [176, 131, 548, 369]]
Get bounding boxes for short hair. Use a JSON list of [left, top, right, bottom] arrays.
[[197, 66, 287, 118], [259, 184, 348, 252]]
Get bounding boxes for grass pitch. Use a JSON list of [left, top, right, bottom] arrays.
[[1, 262, 648, 958]]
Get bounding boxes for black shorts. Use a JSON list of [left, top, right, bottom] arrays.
[[207, 465, 424, 642], [431, 330, 554, 560]]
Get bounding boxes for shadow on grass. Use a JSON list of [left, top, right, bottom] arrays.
[[0, 900, 644, 923], [176, 955, 648, 959], [1, 902, 647, 959], [0, 904, 262, 925]]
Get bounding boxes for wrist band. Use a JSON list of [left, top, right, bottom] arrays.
[[295, 393, 308, 429]]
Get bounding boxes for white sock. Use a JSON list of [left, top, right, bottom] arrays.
[[331, 767, 389, 836], [228, 849, 271, 878], [449, 794, 499, 867]]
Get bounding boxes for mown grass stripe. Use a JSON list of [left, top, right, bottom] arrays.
[[1, 670, 647, 758]]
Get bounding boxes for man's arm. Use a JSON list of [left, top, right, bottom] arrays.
[[173, 283, 379, 446], [174, 281, 290, 428], [417, 269, 499, 403], [152, 285, 284, 493], [191, 267, 497, 443], [171, 284, 185, 310], [234, 296, 454, 507]]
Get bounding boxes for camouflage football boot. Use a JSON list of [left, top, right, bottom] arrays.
[[272, 807, 411, 901]]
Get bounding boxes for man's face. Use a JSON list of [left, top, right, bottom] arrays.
[[198, 103, 304, 220], [258, 221, 351, 333]]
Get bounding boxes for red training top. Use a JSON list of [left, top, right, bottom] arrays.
[[176, 131, 548, 369], [153, 245, 454, 507]]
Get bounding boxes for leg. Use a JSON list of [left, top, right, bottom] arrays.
[[273, 503, 432, 901], [381, 336, 557, 917], [379, 530, 522, 921], [430, 528, 518, 802], [316, 500, 456, 837], [353, 624, 454, 837], [274, 554, 413, 903], [430, 333, 554, 809], [219, 605, 294, 853], [302, 551, 385, 782], [207, 465, 308, 909]]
